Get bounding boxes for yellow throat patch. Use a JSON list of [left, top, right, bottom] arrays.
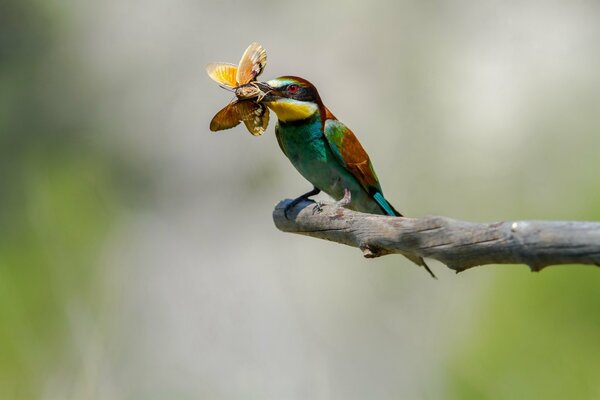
[[266, 99, 318, 122]]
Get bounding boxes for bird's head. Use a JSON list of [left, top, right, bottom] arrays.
[[256, 76, 323, 122]]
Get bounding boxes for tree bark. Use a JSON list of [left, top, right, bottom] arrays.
[[273, 198, 600, 272]]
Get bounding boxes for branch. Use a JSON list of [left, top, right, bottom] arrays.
[[273, 199, 600, 272]]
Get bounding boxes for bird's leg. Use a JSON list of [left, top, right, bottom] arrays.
[[284, 186, 321, 219]]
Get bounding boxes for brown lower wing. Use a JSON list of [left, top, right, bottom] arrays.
[[210, 101, 243, 131], [210, 100, 269, 136]]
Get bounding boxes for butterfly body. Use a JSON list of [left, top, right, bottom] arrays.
[[235, 83, 262, 100]]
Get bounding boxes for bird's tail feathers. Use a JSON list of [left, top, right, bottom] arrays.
[[372, 192, 403, 217], [405, 254, 437, 279]]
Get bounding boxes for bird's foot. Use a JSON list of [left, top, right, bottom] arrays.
[[335, 188, 352, 208], [312, 201, 323, 215]]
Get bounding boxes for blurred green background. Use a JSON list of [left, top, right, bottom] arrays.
[[1, 0, 599, 399]]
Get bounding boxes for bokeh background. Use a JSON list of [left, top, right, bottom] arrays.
[[2, 0, 600, 398]]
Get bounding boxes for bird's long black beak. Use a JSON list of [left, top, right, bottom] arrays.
[[255, 82, 282, 103]]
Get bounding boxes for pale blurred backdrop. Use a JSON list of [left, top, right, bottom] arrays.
[[2, 0, 600, 399]]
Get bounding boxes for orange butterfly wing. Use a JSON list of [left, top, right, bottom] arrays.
[[236, 42, 267, 85], [210, 101, 243, 131], [206, 63, 239, 88]]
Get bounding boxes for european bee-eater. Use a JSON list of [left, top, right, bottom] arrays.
[[257, 77, 434, 277]]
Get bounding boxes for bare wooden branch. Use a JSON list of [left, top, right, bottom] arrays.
[[273, 199, 600, 272]]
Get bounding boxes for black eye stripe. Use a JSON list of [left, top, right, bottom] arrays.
[[278, 81, 319, 102]]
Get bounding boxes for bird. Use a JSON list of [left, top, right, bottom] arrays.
[[255, 76, 435, 277]]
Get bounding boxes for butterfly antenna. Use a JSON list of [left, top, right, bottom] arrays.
[[218, 84, 235, 92]]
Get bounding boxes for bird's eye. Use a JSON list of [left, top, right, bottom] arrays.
[[287, 84, 299, 94]]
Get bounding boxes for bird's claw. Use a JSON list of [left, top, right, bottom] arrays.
[[336, 188, 352, 207], [312, 202, 323, 215]]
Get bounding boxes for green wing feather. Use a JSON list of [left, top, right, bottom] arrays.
[[323, 119, 401, 216]]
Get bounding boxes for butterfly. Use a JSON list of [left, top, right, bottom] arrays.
[[207, 42, 270, 136]]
